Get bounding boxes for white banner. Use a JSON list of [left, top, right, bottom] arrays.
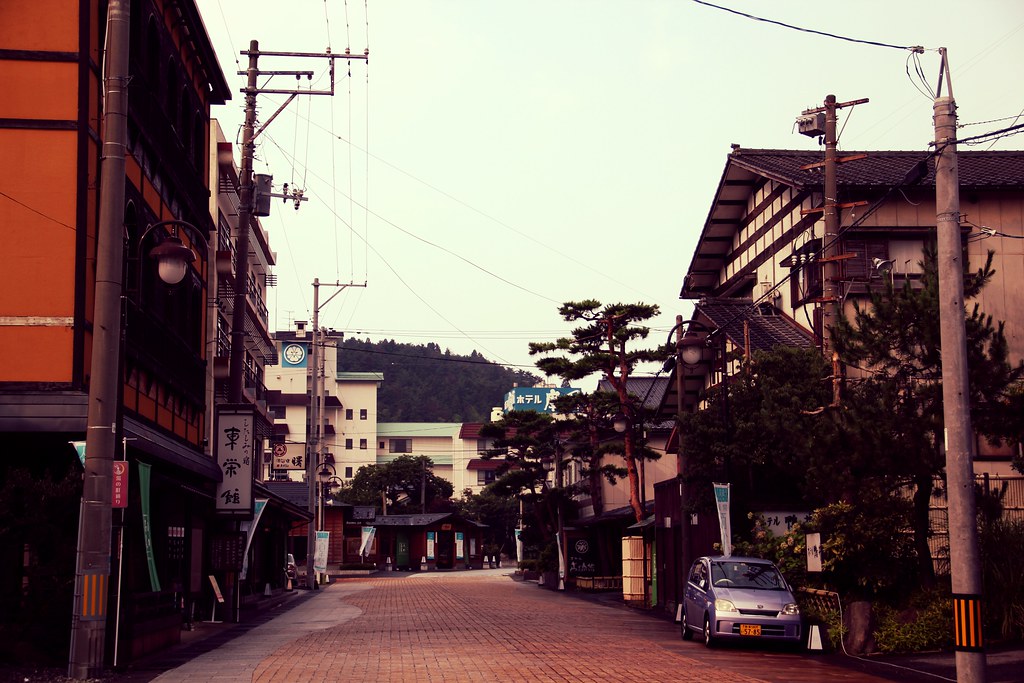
[[358, 526, 376, 558], [314, 530, 329, 574], [713, 482, 732, 557]]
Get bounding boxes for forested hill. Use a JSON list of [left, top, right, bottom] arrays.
[[334, 338, 540, 422]]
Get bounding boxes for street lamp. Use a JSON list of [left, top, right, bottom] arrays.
[[666, 315, 728, 606], [70, 218, 205, 677]]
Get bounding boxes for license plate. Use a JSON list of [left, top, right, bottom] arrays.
[[739, 624, 762, 636]]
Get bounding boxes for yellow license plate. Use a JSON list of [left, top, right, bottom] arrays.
[[739, 624, 762, 636]]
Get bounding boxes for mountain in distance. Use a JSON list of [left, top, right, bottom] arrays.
[[334, 337, 541, 422]]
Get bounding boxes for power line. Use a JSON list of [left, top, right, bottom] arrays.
[[690, 0, 918, 51]]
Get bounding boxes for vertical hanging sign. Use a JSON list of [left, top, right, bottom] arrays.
[[215, 405, 256, 519], [112, 460, 129, 508]]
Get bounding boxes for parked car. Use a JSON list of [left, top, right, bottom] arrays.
[[681, 555, 801, 648], [284, 553, 297, 586]]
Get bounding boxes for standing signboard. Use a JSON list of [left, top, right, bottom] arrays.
[[215, 405, 256, 519]]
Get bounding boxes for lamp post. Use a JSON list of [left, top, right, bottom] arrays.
[[69, 217, 205, 678], [666, 315, 727, 605]]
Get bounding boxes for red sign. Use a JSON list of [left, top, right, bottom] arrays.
[[112, 461, 129, 509]]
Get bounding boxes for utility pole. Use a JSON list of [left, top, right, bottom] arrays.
[[306, 279, 364, 588], [227, 42, 368, 403], [797, 95, 869, 405], [933, 48, 987, 683], [68, 1, 130, 677]]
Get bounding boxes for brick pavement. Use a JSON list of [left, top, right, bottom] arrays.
[[249, 571, 767, 683], [130, 569, 941, 683]]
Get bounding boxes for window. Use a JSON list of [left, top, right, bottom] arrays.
[[477, 470, 497, 485], [344, 467, 353, 478], [345, 409, 353, 420], [359, 409, 368, 420], [476, 438, 494, 454], [345, 438, 353, 450], [389, 438, 412, 453], [359, 438, 367, 449]]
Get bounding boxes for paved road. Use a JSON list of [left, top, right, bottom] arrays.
[[113, 568, 920, 683]]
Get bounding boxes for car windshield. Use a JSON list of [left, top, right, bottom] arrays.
[[710, 561, 786, 590]]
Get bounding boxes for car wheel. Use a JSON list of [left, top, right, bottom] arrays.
[[703, 614, 715, 648], [681, 610, 693, 640]]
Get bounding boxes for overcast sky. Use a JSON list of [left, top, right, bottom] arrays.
[[197, 0, 1024, 384]]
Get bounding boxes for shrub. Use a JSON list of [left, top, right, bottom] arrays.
[[980, 519, 1024, 641], [873, 589, 953, 653]]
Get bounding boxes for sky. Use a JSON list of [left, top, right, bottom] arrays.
[[196, 0, 1024, 385]]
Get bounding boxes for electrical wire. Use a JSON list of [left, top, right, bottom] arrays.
[[690, 0, 917, 51]]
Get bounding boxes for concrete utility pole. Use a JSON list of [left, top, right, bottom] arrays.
[[306, 280, 321, 589], [932, 48, 987, 683], [68, 1, 130, 677], [306, 279, 364, 588]]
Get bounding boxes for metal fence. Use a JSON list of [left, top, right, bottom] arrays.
[[928, 474, 1024, 573]]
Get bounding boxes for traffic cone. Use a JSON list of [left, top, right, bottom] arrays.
[[286, 577, 293, 591], [264, 583, 271, 597]]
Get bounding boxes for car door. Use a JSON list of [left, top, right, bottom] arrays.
[[684, 559, 710, 629]]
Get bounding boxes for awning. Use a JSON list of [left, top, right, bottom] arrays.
[[124, 416, 221, 482], [466, 458, 502, 471]]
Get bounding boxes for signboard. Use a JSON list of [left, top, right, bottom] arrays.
[[351, 506, 376, 522], [215, 405, 255, 518], [112, 461, 129, 509], [210, 532, 246, 572], [806, 533, 822, 572], [455, 532, 464, 560], [568, 537, 597, 577], [208, 575, 224, 603], [503, 386, 581, 413], [426, 531, 435, 560], [271, 442, 306, 471]]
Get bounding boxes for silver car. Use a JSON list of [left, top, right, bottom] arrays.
[[681, 555, 802, 647]]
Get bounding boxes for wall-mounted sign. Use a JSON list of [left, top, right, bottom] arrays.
[[281, 342, 308, 368], [503, 386, 581, 413]]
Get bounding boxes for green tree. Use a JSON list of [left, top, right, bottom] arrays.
[[550, 389, 628, 517], [478, 409, 562, 548], [530, 301, 666, 522], [338, 455, 454, 513], [454, 488, 519, 558], [832, 246, 1024, 584]]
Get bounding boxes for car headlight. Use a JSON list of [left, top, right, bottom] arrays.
[[781, 603, 800, 615], [714, 599, 738, 612]]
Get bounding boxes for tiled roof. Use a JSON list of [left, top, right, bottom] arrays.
[[728, 148, 1024, 190], [459, 423, 483, 439], [597, 376, 672, 411], [695, 298, 815, 352]]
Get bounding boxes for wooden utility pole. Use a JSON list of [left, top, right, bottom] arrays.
[[798, 95, 868, 405], [933, 48, 987, 683]]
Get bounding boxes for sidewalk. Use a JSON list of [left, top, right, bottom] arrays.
[[552, 580, 1024, 683]]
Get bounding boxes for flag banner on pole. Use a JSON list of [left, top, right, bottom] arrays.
[[358, 526, 375, 559], [713, 482, 732, 557], [138, 462, 161, 591], [239, 499, 268, 579], [314, 531, 330, 574]]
